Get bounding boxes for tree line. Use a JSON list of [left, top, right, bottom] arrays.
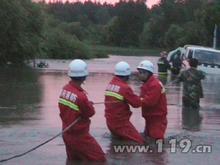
[[0, 0, 220, 65]]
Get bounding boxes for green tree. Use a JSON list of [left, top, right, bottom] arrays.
[[58, 22, 85, 40], [164, 24, 185, 48], [43, 27, 92, 59], [139, 22, 156, 48], [105, 0, 148, 46], [0, 0, 44, 65], [197, 3, 220, 46], [182, 21, 208, 46], [105, 16, 121, 46]]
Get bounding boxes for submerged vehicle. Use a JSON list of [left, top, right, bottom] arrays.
[[184, 46, 220, 74], [168, 45, 220, 74]]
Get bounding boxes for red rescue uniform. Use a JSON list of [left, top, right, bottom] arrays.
[[58, 81, 106, 161], [140, 76, 168, 140], [105, 76, 144, 144]]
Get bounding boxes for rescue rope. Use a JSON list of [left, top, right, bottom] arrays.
[[0, 101, 181, 163], [0, 101, 120, 110], [0, 117, 81, 163], [94, 101, 181, 107], [0, 101, 180, 111], [93, 101, 120, 105]]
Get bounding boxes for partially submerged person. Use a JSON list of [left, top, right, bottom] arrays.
[[104, 61, 144, 144], [175, 58, 205, 131], [137, 60, 168, 141], [176, 58, 205, 109], [58, 59, 106, 162], [182, 105, 202, 131]]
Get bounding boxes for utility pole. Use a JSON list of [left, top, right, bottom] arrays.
[[213, 24, 217, 49]]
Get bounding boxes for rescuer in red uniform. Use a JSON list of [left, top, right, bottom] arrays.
[[137, 60, 168, 140], [104, 61, 144, 144], [58, 59, 106, 162]]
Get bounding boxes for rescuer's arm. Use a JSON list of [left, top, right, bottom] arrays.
[[124, 86, 142, 108], [79, 95, 95, 118], [172, 71, 184, 84]]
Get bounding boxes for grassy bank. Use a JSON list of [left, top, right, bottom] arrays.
[[91, 45, 162, 58]]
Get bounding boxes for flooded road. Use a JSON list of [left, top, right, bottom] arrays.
[[0, 56, 220, 165]]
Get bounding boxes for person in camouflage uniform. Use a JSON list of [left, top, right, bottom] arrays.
[[176, 58, 206, 109], [176, 58, 205, 130]]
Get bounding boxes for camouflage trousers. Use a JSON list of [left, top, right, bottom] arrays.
[[182, 96, 200, 109]]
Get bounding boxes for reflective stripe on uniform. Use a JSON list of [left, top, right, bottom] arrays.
[[59, 98, 79, 111], [105, 91, 124, 101], [158, 72, 168, 75], [157, 61, 165, 64]]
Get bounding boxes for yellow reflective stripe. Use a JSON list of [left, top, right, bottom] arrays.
[[158, 72, 168, 75], [105, 91, 124, 101], [59, 98, 79, 111]]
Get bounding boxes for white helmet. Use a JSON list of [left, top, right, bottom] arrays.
[[68, 59, 88, 77], [137, 60, 154, 73], [114, 61, 131, 76]]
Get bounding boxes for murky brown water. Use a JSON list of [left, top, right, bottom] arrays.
[[0, 56, 220, 165]]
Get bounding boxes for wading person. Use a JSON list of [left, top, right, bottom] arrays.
[[104, 61, 144, 144], [176, 58, 205, 109], [58, 59, 106, 163], [182, 105, 202, 131], [157, 51, 170, 84], [137, 60, 168, 141], [175, 58, 205, 130]]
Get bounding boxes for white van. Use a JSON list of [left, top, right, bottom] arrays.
[[184, 46, 220, 74]]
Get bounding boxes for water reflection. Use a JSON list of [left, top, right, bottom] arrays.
[[0, 66, 42, 124], [0, 57, 220, 164]]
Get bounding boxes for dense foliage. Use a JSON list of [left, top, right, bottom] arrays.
[[0, 0, 220, 65], [0, 0, 44, 64]]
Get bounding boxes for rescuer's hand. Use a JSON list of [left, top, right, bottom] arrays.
[[89, 101, 94, 105]]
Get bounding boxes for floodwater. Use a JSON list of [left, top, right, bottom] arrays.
[[0, 55, 220, 165]]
